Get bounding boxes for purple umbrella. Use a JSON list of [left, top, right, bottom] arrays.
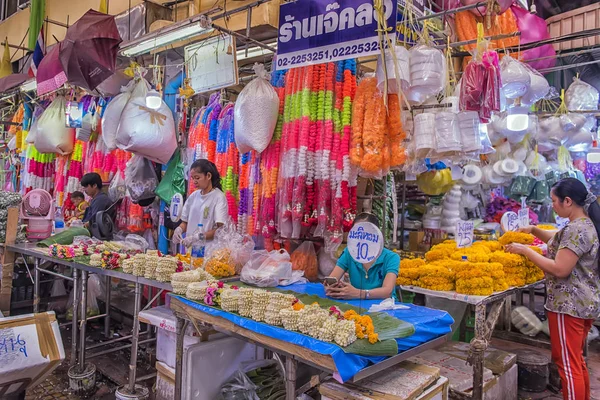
[[59, 9, 122, 92], [36, 44, 67, 95], [0, 73, 29, 94]]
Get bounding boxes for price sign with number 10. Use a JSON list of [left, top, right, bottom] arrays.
[[347, 222, 384, 264]]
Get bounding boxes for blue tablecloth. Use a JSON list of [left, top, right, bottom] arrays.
[[175, 283, 453, 381]]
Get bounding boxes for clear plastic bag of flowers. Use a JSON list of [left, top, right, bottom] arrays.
[[240, 249, 295, 287], [204, 220, 255, 274]]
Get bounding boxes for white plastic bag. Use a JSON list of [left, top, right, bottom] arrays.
[[108, 171, 127, 202], [125, 155, 158, 202], [566, 77, 599, 111], [102, 91, 131, 150], [234, 63, 279, 154], [241, 249, 303, 287], [116, 96, 177, 164], [26, 105, 45, 144], [500, 55, 531, 99], [47, 278, 68, 312], [34, 96, 75, 155]]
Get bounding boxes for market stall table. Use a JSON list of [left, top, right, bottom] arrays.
[[6, 242, 173, 394], [170, 283, 454, 400], [399, 281, 544, 400]]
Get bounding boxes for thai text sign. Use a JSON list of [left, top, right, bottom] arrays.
[[276, 0, 397, 70]]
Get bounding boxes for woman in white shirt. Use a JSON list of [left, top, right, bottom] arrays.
[[173, 159, 229, 243]]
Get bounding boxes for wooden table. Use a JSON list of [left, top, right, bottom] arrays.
[[170, 295, 448, 400]]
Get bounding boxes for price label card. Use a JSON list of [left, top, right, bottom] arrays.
[[501, 211, 520, 232], [170, 193, 184, 223], [455, 220, 474, 248], [518, 208, 529, 228], [347, 222, 384, 264]]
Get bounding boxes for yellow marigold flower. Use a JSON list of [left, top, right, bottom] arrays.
[[489, 251, 523, 269], [366, 324, 375, 335], [475, 241, 503, 252], [293, 302, 305, 311], [498, 231, 535, 246], [368, 332, 379, 344], [344, 310, 358, 319], [494, 279, 509, 292], [396, 276, 415, 286], [536, 224, 557, 231], [450, 250, 490, 263], [400, 258, 426, 269]]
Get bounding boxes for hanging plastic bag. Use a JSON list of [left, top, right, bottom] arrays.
[[290, 241, 318, 282], [25, 104, 46, 144], [66, 275, 101, 320], [125, 155, 158, 203], [408, 44, 446, 105], [500, 55, 531, 99], [156, 150, 186, 204], [108, 171, 127, 202], [318, 247, 337, 279], [47, 278, 68, 312], [116, 95, 177, 164], [35, 96, 75, 155], [234, 63, 279, 154], [240, 249, 305, 287], [565, 77, 599, 111], [203, 221, 255, 274]]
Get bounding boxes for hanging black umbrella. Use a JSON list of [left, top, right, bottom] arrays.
[[59, 9, 122, 91]]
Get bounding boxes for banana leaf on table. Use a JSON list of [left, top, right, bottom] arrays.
[[37, 227, 90, 247]]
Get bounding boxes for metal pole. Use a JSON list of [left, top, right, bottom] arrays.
[[472, 303, 486, 400], [79, 270, 88, 367], [175, 316, 188, 400], [70, 269, 79, 367], [127, 282, 142, 392], [104, 276, 111, 339], [285, 357, 298, 400], [33, 258, 40, 313]]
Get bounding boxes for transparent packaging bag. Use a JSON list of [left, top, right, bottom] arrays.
[[204, 221, 255, 274], [234, 64, 279, 154], [408, 44, 446, 105], [108, 171, 127, 202], [500, 55, 531, 99], [240, 249, 306, 287], [125, 155, 158, 203], [565, 77, 599, 111]]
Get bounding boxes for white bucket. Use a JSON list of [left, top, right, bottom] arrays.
[[68, 363, 96, 398], [115, 384, 150, 400]]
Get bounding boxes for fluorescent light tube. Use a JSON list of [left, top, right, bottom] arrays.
[[20, 79, 37, 92]]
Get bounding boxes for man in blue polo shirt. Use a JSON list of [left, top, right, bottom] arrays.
[[81, 173, 113, 230]]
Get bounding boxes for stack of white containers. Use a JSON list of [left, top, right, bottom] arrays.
[[414, 113, 436, 157], [434, 112, 461, 154], [458, 111, 482, 153], [376, 46, 411, 94], [408, 45, 446, 104]]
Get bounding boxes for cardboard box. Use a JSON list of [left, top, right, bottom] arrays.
[[0, 312, 65, 395], [409, 231, 425, 252]]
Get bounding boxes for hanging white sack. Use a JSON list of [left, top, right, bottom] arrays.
[[25, 105, 46, 144], [234, 63, 279, 154], [101, 79, 147, 151], [116, 96, 177, 164], [34, 96, 75, 155]]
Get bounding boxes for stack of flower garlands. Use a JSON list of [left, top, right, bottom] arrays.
[[397, 232, 544, 296]]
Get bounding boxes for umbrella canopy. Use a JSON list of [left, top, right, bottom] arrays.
[[36, 44, 67, 95], [0, 74, 29, 94], [59, 9, 122, 91]]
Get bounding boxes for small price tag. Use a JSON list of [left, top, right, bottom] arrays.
[[501, 211, 521, 232], [518, 208, 529, 227], [170, 193, 184, 223], [347, 222, 384, 264], [455, 220, 474, 248]]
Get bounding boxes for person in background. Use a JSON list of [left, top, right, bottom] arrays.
[[81, 173, 113, 229], [69, 191, 88, 223], [506, 178, 600, 400], [172, 159, 228, 244], [325, 213, 399, 300]]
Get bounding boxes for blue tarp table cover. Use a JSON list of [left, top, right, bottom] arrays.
[[174, 283, 454, 381]]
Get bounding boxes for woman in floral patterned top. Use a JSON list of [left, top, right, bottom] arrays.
[[506, 178, 600, 400]]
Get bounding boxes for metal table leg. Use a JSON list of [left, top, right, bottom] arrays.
[[70, 269, 79, 367], [104, 276, 111, 339], [174, 315, 188, 400], [79, 270, 88, 367], [33, 258, 40, 313], [127, 282, 142, 393], [285, 357, 298, 400]]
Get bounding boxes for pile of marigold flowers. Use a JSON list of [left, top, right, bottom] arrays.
[[397, 234, 545, 296]]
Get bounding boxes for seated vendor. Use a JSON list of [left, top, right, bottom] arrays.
[[81, 173, 113, 229], [325, 213, 399, 300]]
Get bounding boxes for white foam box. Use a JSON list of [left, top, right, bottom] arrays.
[[139, 305, 223, 369], [0, 311, 65, 395]]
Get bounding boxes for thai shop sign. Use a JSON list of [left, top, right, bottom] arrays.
[[275, 0, 398, 70]]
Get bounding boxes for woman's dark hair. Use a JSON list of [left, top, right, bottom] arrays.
[[552, 177, 600, 238], [71, 191, 85, 200], [353, 212, 380, 228], [191, 159, 222, 191], [81, 173, 103, 189]]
